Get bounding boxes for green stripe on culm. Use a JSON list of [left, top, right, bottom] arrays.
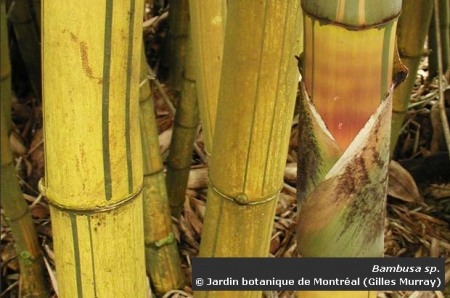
[[88, 216, 97, 297], [125, 0, 136, 193], [102, 0, 114, 200], [70, 213, 83, 297]]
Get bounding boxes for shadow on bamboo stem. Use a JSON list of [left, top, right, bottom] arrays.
[[188, 0, 226, 156]]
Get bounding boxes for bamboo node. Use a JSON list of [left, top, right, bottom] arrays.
[[19, 250, 30, 258], [38, 178, 144, 214], [235, 194, 248, 204], [155, 232, 175, 248], [4, 207, 30, 222], [208, 177, 281, 206]]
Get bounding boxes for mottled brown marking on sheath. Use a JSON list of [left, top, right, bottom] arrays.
[[336, 124, 387, 247], [297, 84, 323, 205]]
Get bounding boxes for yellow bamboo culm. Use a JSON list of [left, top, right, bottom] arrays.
[[197, 1, 302, 297], [189, 0, 226, 156], [302, 0, 400, 150], [41, 2, 147, 297]]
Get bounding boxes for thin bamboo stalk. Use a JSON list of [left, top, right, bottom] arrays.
[[168, 0, 188, 95], [41, 2, 147, 296], [391, 0, 434, 155], [197, 1, 302, 297], [166, 21, 200, 218], [428, 0, 450, 79], [140, 46, 185, 293], [7, 0, 41, 101], [1, 0, 11, 123], [188, 0, 226, 156], [433, 0, 450, 160], [1, 124, 49, 298], [1, 2, 47, 296]]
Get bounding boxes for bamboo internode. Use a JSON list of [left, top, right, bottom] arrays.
[[189, 0, 226, 155]]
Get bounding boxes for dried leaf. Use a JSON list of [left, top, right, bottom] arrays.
[[388, 160, 423, 204], [9, 131, 27, 156], [1, 242, 19, 271], [159, 128, 172, 155], [187, 167, 208, 189], [183, 198, 202, 236], [284, 163, 296, 184], [189, 196, 205, 221], [30, 204, 50, 219]]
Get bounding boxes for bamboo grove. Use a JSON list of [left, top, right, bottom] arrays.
[[1, 0, 448, 297]]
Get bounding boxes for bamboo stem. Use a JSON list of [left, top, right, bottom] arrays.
[[296, 1, 401, 297], [1, 0, 11, 122], [166, 20, 200, 218], [428, 0, 450, 79], [7, 0, 41, 101], [41, 2, 147, 296], [167, 0, 188, 95], [140, 46, 185, 293], [433, 0, 450, 159], [1, 2, 48, 296], [197, 1, 302, 297], [188, 0, 226, 156], [391, 0, 434, 155]]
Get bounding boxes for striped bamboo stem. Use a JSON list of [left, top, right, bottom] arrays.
[[41, 1, 147, 296], [197, 1, 302, 297]]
